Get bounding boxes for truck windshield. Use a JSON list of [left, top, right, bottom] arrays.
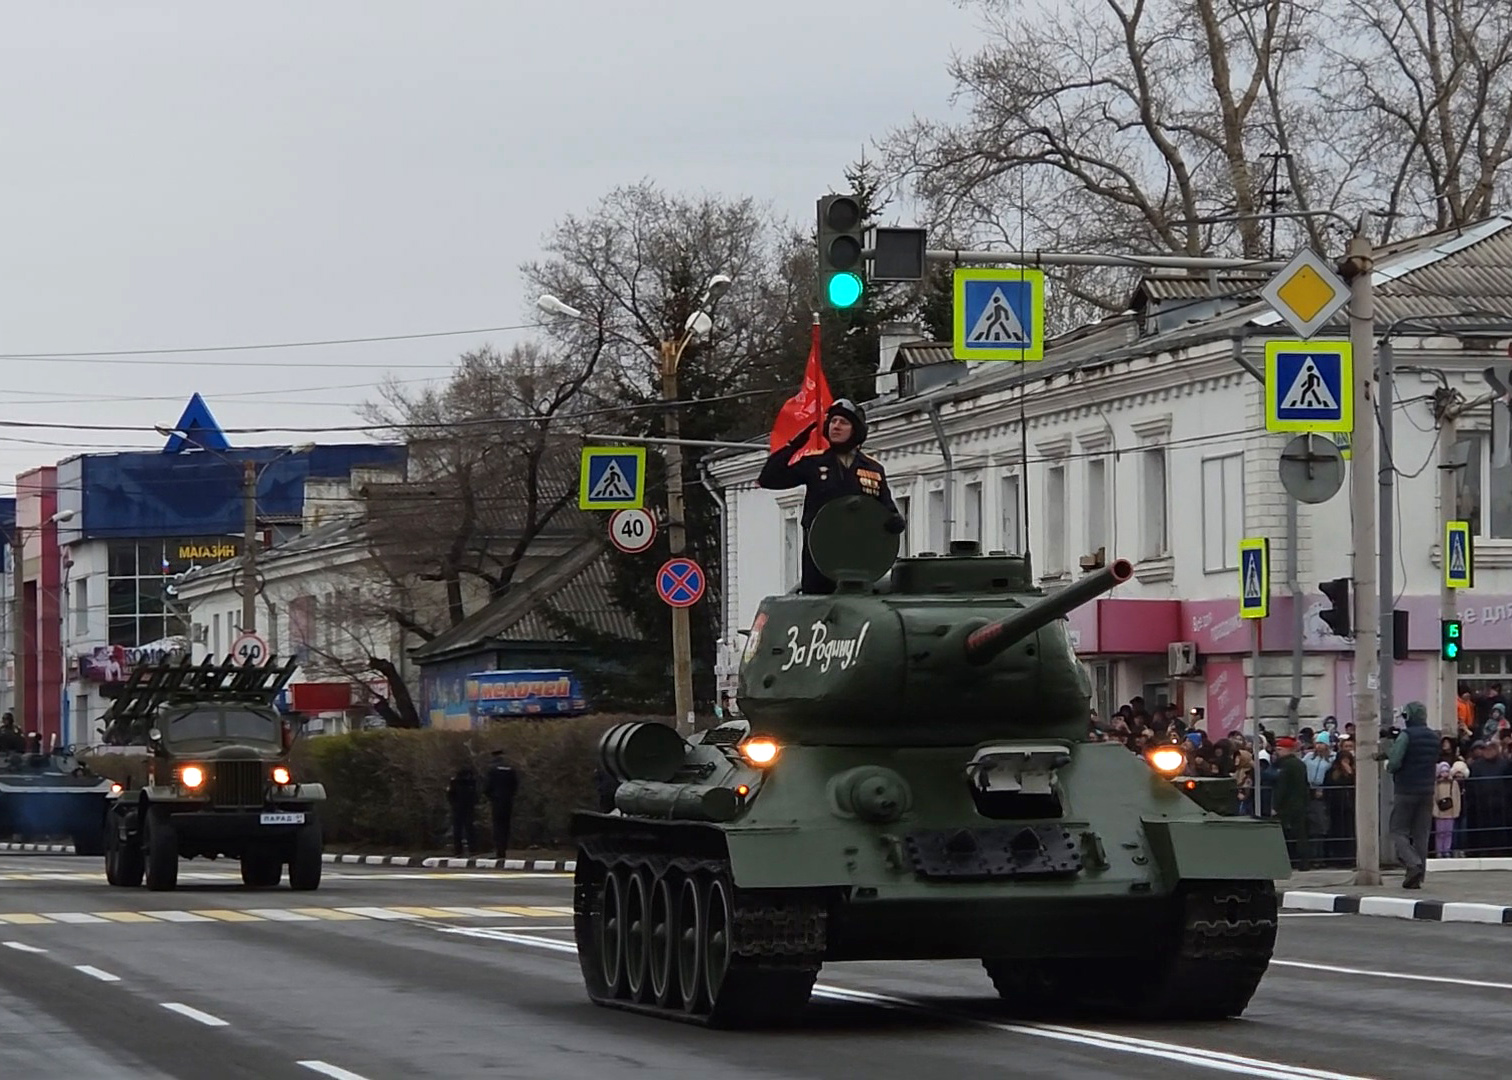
[[169, 709, 278, 741]]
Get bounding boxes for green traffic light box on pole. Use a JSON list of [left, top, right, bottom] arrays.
[[1442, 619, 1462, 661], [817, 194, 865, 310]]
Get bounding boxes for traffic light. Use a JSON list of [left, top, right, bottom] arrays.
[[1393, 609, 1409, 662], [1318, 578, 1351, 638], [1441, 619, 1463, 661], [817, 193, 865, 309]]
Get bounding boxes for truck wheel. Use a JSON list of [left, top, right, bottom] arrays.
[[106, 810, 143, 888], [288, 823, 322, 891], [241, 849, 282, 888], [144, 807, 179, 892]]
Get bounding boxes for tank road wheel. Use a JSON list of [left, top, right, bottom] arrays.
[[647, 872, 676, 1007], [674, 874, 706, 1014], [143, 807, 178, 892], [702, 876, 733, 1006], [598, 868, 626, 998], [623, 868, 651, 1002]]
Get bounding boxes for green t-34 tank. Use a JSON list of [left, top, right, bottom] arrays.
[[571, 495, 1290, 1028]]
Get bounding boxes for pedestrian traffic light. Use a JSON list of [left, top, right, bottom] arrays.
[[1393, 609, 1409, 661], [1318, 578, 1351, 638], [1441, 619, 1463, 661], [817, 193, 865, 309]]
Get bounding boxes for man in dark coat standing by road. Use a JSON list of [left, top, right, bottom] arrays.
[[483, 750, 518, 860], [758, 398, 905, 594], [1386, 701, 1439, 888], [446, 764, 478, 857]]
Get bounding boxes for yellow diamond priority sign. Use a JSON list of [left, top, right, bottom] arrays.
[[1260, 247, 1349, 340]]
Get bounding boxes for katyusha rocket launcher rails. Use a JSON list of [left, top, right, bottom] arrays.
[[570, 495, 1290, 1029]]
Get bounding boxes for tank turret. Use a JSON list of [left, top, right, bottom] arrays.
[[735, 496, 1132, 746]]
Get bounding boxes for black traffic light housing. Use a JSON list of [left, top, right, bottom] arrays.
[[1441, 619, 1463, 661], [1319, 578, 1351, 638], [817, 193, 866, 309], [1393, 609, 1409, 661]]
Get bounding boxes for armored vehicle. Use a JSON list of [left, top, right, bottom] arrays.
[[571, 496, 1290, 1027], [0, 746, 117, 855], [98, 655, 325, 892]]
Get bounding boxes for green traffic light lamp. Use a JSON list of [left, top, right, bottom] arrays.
[[827, 272, 863, 308]]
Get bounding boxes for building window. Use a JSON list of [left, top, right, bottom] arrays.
[[74, 576, 89, 636], [962, 481, 983, 543], [1141, 448, 1169, 558], [1085, 458, 1107, 556], [1201, 453, 1245, 571], [105, 541, 184, 648], [1454, 432, 1512, 538], [927, 488, 946, 552], [895, 495, 912, 556], [782, 512, 801, 590], [1001, 473, 1022, 553], [290, 595, 315, 662], [1045, 465, 1066, 574]]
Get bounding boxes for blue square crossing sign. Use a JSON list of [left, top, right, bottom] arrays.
[[952, 268, 1045, 362], [1238, 537, 1269, 619], [579, 447, 646, 510], [1265, 340, 1353, 434]]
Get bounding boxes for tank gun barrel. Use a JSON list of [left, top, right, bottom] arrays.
[[964, 559, 1134, 666]]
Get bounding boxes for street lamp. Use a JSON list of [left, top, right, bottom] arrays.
[[154, 429, 315, 638], [10, 508, 76, 731], [536, 272, 733, 734]]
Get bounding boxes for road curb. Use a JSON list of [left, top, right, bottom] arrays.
[[321, 853, 576, 872], [0, 842, 74, 854], [1283, 889, 1512, 924]]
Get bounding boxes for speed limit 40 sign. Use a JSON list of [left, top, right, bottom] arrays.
[[230, 631, 269, 666], [608, 507, 657, 554]]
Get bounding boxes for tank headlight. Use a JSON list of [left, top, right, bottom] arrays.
[[1146, 747, 1185, 776], [271, 766, 291, 786], [109, 782, 122, 795], [179, 765, 205, 789], [738, 737, 780, 767]]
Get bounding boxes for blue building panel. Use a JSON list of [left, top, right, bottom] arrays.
[[72, 444, 405, 540]]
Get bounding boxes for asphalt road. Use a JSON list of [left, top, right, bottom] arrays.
[[0, 852, 1505, 1079]]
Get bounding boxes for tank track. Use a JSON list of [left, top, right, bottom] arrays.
[[983, 879, 1278, 1021], [573, 844, 827, 1028]]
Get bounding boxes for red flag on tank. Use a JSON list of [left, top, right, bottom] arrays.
[[769, 319, 832, 464]]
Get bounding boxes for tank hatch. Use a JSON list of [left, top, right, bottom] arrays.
[[889, 543, 1034, 595]]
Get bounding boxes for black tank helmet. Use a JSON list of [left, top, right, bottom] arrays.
[[825, 398, 867, 450]]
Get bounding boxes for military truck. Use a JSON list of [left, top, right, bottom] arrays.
[[0, 746, 117, 855], [570, 495, 1290, 1028], [98, 655, 326, 892]]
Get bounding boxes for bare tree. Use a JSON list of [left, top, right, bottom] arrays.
[[1319, 0, 1512, 241], [295, 583, 427, 728]]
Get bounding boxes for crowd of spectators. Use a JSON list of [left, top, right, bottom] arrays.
[[1089, 685, 1512, 869]]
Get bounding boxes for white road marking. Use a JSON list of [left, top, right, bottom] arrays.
[[442, 927, 1374, 1080], [144, 911, 216, 923], [74, 965, 120, 983], [1272, 958, 1512, 992], [161, 1002, 229, 1027], [334, 907, 417, 921], [241, 908, 320, 922], [2, 941, 45, 953], [1280, 912, 1342, 918], [41, 912, 108, 924], [298, 1062, 372, 1080]]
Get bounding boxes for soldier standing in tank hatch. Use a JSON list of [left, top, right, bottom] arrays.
[[758, 398, 905, 594]]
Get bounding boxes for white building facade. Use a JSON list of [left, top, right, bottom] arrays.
[[709, 214, 1512, 736]]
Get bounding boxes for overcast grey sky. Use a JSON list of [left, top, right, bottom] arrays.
[[0, 1, 983, 491]]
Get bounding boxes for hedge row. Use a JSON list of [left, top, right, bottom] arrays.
[[83, 713, 666, 854]]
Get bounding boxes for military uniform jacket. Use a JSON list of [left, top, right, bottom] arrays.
[[759, 447, 899, 527]]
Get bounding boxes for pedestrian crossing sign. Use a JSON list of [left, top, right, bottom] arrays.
[[1445, 520, 1474, 589], [1238, 537, 1270, 619], [1264, 340, 1353, 434], [579, 447, 646, 510], [952, 268, 1045, 363]]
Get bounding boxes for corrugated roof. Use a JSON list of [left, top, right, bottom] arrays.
[[411, 535, 641, 662], [1375, 225, 1512, 329], [1131, 273, 1268, 304]]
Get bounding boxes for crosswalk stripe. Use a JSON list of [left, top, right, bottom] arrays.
[[438, 906, 508, 918], [39, 912, 107, 924], [93, 912, 157, 923], [335, 907, 416, 920], [385, 906, 459, 918], [288, 908, 367, 921], [241, 908, 319, 922], [485, 905, 566, 917], [144, 911, 216, 923], [191, 910, 264, 922], [0, 914, 51, 924]]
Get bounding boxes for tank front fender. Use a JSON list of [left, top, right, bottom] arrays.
[[1141, 816, 1292, 883], [724, 827, 854, 889]]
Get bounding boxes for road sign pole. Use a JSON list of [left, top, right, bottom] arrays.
[[660, 344, 695, 737], [1342, 224, 1382, 887], [1439, 409, 1461, 737], [242, 460, 257, 635], [1378, 339, 1395, 743]]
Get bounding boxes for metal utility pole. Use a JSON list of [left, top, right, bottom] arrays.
[[1438, 401, 1460, 736], [660, 340, 694, 735], [1378, 340, 1396, 733], [1341, 225, 1382, 886], [242, 460, 258, 635]]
